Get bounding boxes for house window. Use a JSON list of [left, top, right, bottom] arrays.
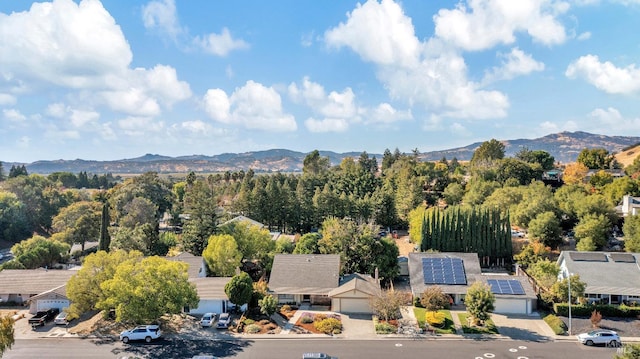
[[278, 294, 294, 302]]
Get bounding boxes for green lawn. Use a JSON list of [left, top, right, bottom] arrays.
[[413, 307, 456, 334], [457, 313, 499, 334]]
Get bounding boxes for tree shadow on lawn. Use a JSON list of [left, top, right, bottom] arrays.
[[111, 337, 252, 359]]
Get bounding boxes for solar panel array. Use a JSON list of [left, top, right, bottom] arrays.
[[422, 257, 466, 285], [487, 279, 525, 295]]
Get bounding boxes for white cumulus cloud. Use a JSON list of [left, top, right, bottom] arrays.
[[566, 55, 640, 94], [367, 103, 413, 124], [305, 118, 349, 133], [0, 93, 16, 106], [483, 47, 545, 84], [433, 0, 568, 51], [3, 109, 26, 122], [203, 81, 297, 132], [142, 0, 184, 41], [194, 28, 249, 57]]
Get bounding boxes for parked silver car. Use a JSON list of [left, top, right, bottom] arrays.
[[200, 312, 217, 327], [216, 313, 231, 329], [119, 325, 162, 343], [577, 329, 621, 347]]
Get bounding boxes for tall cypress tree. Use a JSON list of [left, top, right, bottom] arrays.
[[98, 203, 111, 252]]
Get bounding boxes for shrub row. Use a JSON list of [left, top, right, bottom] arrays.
[[553, 303, 640, 318]]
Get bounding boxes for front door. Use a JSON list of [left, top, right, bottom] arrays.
[[302, 294, 311, 303]]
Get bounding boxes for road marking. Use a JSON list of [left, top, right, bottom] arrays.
[[484, 354, 495, 358], [519, 346, 527, 349], [509, 348, 518, 352], [395, 343, 402, 347]]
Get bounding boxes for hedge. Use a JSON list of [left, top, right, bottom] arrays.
[[553, 303, 640, 318], [543, 314, 567, 335]]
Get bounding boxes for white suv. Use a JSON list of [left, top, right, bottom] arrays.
[[119, 325, 162, 343]]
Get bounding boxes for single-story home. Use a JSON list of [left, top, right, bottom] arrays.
[[269, 254, 340, 306], [188, 277, 245, 315], [0, 269, 77, 313], [329, 273, 381, 314], [616, 195, 640, 217], [558, 251, 640, 305], [409, 252, 536, 315]]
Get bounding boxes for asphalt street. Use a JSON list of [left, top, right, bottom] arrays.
[[4, 337, 620, 359]]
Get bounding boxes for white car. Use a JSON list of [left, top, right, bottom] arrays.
[[216, 313, 231, 329], [54, 311, 69, 325], [119, 325, 162, 343], [200, 312, 217, 327], [577, 329, 621, 346]]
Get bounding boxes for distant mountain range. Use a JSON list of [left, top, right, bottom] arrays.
[[6, 131, 640, 174]]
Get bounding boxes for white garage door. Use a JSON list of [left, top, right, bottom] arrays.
[[339, 298, 371, 314], [494, 298, 527, 314], [37, 299, 69, 312], [190, 300, 223, 315]]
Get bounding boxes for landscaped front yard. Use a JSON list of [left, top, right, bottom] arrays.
[[294, 312, 342, 335], [457, 313, 499, 334], [413, 307, 456, 334]]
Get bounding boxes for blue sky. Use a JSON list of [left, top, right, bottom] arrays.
[[1, 0, 640, 163]]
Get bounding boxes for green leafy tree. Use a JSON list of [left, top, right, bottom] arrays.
[[625, 156, 640, 177], [225, 272, 254, 309], [515, 148, 555, 170], [0, 191, 30, 242], [514, 242, 550, 269], [470, 139, 505, 165], [574, 214, 611, 249], [7, 235, 70, 269], [624, 214, 640, 252], [302, 150, 330, 176], [576, 236, 596, 251], [528, 211, 562, 248], [602, 177, 640, 206], [258, 294, 278, 316], [577, 148, 614, 169], [420, 286, 450, 312], [465, 282, 495, 324], [562, 162, 589, 185], [0, 315, 14, 357], [66, 250, 143, 319], [52, 201, 102, 251], [293, 233, 321, 254], [527, 259, 560, 289], [442, 182, 464, 206], [546, 274, 586, 304], [274, 237, 294, 254], [202, 234, 242, 276], [219, 220, 275, 265], [98, 256, 199, 323]]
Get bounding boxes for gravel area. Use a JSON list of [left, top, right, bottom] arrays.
[[559, 316, 640, 337]]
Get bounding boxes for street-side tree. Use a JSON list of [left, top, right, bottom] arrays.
[[202, 234, 242, 276], [465, 282, 495, 325], [419, 286, 450, 312], [97, 256, 199, 323], [371, 289, 410, 321], [574, 213, 611, 250], [225, 272, 254, 309], [0, 314, 14, 357], [258, 294, 278, 316], [66, 250, 143, 319]]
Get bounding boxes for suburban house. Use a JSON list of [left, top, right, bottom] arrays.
[[269, 254, 341, 306], [328, 273, 381, 314], [617, 195, 640, 217], [220, 215, 266, 229], [558, 251, 640, 305], [408, 252, 536, 315], [0, 269, 77, 314], [166, 252, 245, 314]]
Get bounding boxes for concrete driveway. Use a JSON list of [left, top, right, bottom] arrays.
[[491, 313, 556, 341], [340, 313, 375, 339]]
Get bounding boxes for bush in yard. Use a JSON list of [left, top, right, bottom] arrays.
[[425, 311, 445, 327], [543, 314, 567, 335], [590, 310, 602, 328], [243, 318, 255, 325], [301, 313, 314, 324], [245, 323, 261, 334], [281, 304, 292, 312], [314, 314, 327, 321], [375, 322, 396, 334], [314, 317, 341, 334]]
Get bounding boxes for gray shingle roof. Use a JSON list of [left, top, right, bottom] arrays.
[[165, 252, 205, 278], [0, 269, 76, 295], [408, 252, 482, 296], [558, 251, 640, 296], [189, 277, 232, 300], [268, 254, 340, 295], [329, 273, 381, 297]]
